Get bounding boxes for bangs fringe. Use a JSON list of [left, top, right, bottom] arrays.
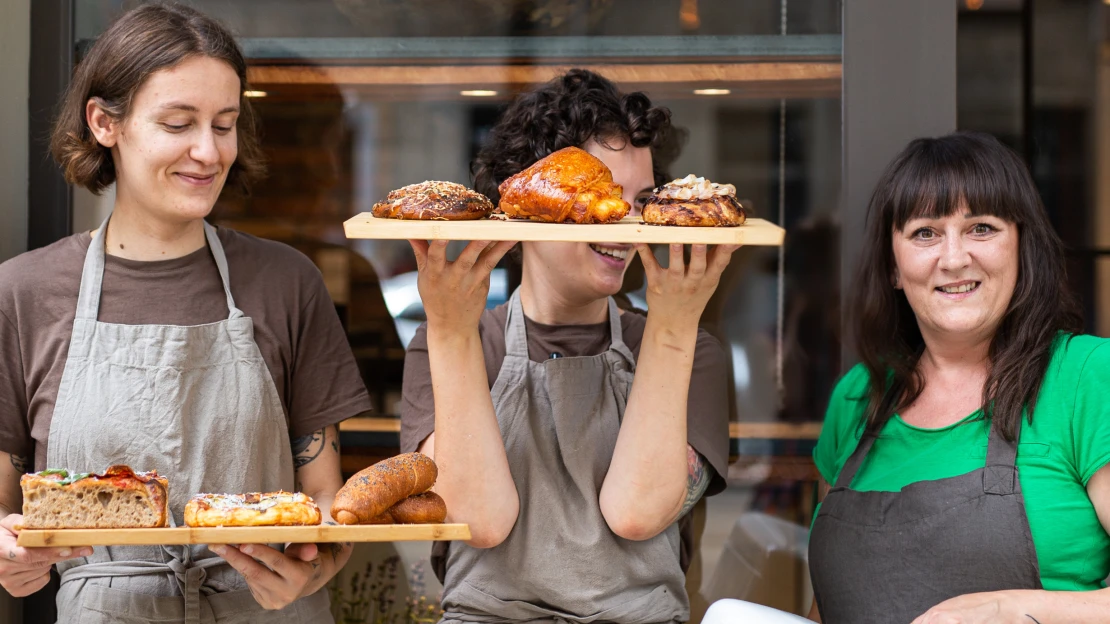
[[889, 136, 1032, 230]]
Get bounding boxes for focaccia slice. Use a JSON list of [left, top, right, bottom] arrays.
[[20, 465, 169, 529], [184, 492, 321, 527]]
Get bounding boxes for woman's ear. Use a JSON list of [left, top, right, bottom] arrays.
[[85, 98, 119, 148], [892, 267, 902, 290]]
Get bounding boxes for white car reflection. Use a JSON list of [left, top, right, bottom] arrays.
[[380, 268, 648, 349], [380, 269, 509, 348]]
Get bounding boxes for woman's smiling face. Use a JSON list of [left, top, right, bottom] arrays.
[[89, 55, 241, 223], [892, 206, 1020, 345]]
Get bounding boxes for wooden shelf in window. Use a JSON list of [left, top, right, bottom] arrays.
[[248, 62, 840, 100], [340, 417, 822, 440]]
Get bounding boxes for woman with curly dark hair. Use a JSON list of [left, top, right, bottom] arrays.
[[805, 132, 1110, 623], [399, 69, 737, 623]]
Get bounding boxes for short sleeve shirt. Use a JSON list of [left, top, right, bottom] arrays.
[[813, 334, 1110, 591], [0, 227, 373, 471]]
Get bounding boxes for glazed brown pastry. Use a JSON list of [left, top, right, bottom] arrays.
[[643, 174, 746, 227], [331, 452, 438, 524], [372, 180, 495, 221], [367, 492, 448, 525], [497, 146, 630, 224]]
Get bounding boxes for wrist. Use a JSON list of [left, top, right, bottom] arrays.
[[426, 323, 481, 349], [643, 317, 698, 355], [1001, 590, 1043, 623]]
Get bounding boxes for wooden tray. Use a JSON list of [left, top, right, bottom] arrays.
[[17, 523, 469, 547], [343, 214, 784, 246]]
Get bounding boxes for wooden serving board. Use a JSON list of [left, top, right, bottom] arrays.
[[16, 523, 470, 547], [343, 214, 784, 246]]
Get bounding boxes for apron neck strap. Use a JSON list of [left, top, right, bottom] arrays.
[[605, 297, 635, 365], [504, 288, 530, 357], [832, 431, 876, 489], [202, 221, 244, 320], [76, 215, 244, 322], [503, 288, 635, 364], [833, 416, 1023, 493], [982, 418, 1020, 495]]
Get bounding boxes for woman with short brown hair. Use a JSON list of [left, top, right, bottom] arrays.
[[0, 3, 369, 621]]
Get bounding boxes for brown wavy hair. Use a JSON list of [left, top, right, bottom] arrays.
[[851, 132, 1082, 441], [471, 68, 683, 202], [50, 2, 264, 195]]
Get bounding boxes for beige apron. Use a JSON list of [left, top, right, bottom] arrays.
[[439, 289, 688, 624], [48, 217, 333, 623]]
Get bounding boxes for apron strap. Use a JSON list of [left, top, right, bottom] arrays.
[[74, 216, 112, 321], [76, 216, 243, 322], [59, 549, 229, 624], [202, 221, 245, 320], [982, 417, 1021, 495], [504, 288, 530, 357], [504, 288, 636, 367], [835, 417, 1023, 494], [605, 297, 636, 368], [832, 432, 877, 489]]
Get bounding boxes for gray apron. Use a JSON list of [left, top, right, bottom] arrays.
[[808, 419, 1042, 624], [440, 289, 688, 624], [47, 217, 333, 623]]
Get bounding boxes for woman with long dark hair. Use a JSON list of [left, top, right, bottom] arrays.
[[807, 132, 1110, 623], [0, 4, 368, 621], [399, 69, 736, 622]]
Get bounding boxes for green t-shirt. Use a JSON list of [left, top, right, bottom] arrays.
[[813, 334, 1110, 591]]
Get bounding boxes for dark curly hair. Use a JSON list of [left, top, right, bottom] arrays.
[[50, 2, 265, 195], [472, 69, 683, 202]]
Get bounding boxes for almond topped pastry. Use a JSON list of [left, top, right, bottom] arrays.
[[643, 174, 746, 227]]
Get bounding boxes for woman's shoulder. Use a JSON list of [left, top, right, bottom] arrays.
[[1051, 333, 1110, 366], [1044, 333, 1110, 389], [829, 363, 872, 410], [216, 227, 321, 274], [0, 234, 87, 306]]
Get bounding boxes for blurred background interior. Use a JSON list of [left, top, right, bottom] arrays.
[[4, 0, 1110, 622]]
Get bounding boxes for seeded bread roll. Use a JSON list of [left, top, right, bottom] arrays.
[[20, 466, 169, 529], [366, 492, 447, 525], [372, 181, 495, 220], [331, 453, 438, 525]]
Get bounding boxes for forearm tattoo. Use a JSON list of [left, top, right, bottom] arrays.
[[1026, 617, 1042, 624], [680, 446, 712, 517], [9, 454, 28, 474], [292, 426, 338, 469]]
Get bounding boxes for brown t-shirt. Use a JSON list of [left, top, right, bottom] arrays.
[[0, 228, 373, 471]]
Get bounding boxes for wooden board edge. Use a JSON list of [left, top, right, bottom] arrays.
[[342, 214, 785, 246], [16, 523, 471, 547]]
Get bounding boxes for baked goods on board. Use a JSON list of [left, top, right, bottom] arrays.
[[184, 492, 322, 527], [366, 491, 448, 525], [332, 452, 442, 525], [497, 146, 631, 224], [643, 174, 746, 227], [372, 181, 495, 221], [20, 465, 169, 529]]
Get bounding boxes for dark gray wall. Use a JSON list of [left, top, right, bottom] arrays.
[[841, 0, 958, 367], [0, 0, 30, 266]]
